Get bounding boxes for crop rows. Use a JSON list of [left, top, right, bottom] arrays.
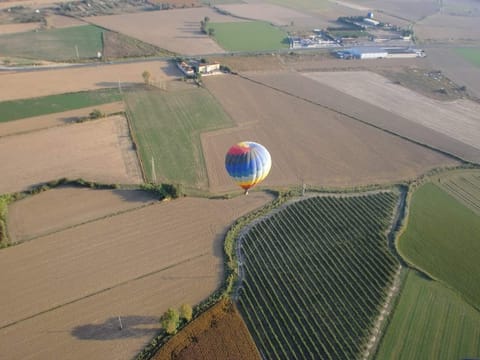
[[237, 192, 399, 359], [439, 172, 480, 214]]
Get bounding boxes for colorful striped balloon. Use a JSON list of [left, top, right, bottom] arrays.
[[225, 141, 272, 194]]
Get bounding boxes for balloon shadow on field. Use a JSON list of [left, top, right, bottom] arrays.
[[71, 315, 158, 340]]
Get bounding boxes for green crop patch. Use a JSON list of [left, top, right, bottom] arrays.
[[376, 271, 480, 359], [208, 21, 289, 52], [0, 25, 103, 61], [0, 88, 122, 123], [237, 192, 400, 359], [398, 182, 480, 309], [455, 48, 480, 68], [124, 86, 234, 188], [437, 170, 480, 214]]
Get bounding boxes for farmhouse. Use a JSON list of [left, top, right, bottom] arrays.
[[177, 61, 195, 77], [176, 60, 221, 77]]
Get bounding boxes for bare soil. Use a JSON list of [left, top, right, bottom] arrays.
[[0, 102, 125, 137], [7, 186, 157, 243], [0, 22, 40, 34], [0, 192, 273, 360], [154, 299, 261, 360], [216, 3, 314, 26], [415, 13, 480, 43], [44, 14, 87, 29], [87, 8, 246, 55], [202, 73, 457, 193], [301, 71, 480, 157], [0, 115, 143, 194], [0, 60, 179, 101]]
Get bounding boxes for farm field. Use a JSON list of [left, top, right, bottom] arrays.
[[376, 271, 480, 359], [0, 192, 273, 360], [300, 71, 480, 154], [0, 0, 71, 9], [0, 101, 125, 137], [208, 21, 289, 52], [348, 0, 439, 21], [414, 13, 480, 42], [455, 47, 480, 68], [154, 299, 261, 360], [0, 115, 142, 194], [398, 182, 480, 309], [124, 86, 234, 188], [7, 186, 157, 244], [88, 8, 246, 55], [241, 70, 480, 163], [0, 22, 40, 34], [0, 25, 103, 61], [437, 169, 480, 214], [202, 74, 456, 193], [0, 60, 177, 101], [237, 192, 400, 359], [44, 14, 87, 29], [0, 88, 122, 123], [215, 3, 315, 26]]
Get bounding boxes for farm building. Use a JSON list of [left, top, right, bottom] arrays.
[[335, 47, 424, 59], [177, 61, 195, 77], [194, 62, 220, 74]]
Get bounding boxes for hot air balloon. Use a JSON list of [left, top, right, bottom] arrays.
[[225, 141, 272, 194]]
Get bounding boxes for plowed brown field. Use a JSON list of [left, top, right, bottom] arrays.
[[0, 102, 124, 137], [7, 186, 157, 243], [154, 299, 261, 360], [202, 74, 457, 192], [0, 192, 273, 360], [0, 60, 178, 101], [0, 115, 142, 194], [88, 8, 246, 55]]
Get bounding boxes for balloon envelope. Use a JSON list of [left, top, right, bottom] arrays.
[[225, 141, 272, 192]]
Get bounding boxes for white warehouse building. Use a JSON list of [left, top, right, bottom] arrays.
[[350, 47, 388, 59]]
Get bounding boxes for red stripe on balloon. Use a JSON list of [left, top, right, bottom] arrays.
[[227, 144, 250, 155]]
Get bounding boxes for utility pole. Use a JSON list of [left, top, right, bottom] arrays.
[[75, 45, 79, 59]]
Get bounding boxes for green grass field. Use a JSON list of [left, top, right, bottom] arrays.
[[437, 169, 480, 214], [0, 88, 122, 123], [455, 48, 480, 68], [124, 86, 234, 188], [208, 21, 289, 52], [398, 182, 480, 309], [0, 25, 103, 61], [376, 270, 480, 359]]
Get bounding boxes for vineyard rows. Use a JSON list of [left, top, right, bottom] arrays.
[[237, 192, 399, 359]]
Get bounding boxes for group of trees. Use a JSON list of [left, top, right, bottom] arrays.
[[200, 16, 215, 36], [161, 303, 193, 334]]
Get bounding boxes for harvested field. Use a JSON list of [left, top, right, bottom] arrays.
[[300, 71, 480, 158], [0, 192, 273, 360], [0, 22, 40, 34], [0, 0, 71, 9], [436, 169, 480, 215], [154, 299, 261, 360], [215, 3, 314, 26], [350, 0, 439, 22], [44, 14, 87, 29], [425, 47, 480, 100], [0, 101, 125, 137], [415, 13, 480, 43], [7, 186, 157, 243], [103, 31, 171, 59], [88, 8, 247, 55], [0, 60, 178, 101], [202, 74, 456, 193], [0, 115, 142, 195]]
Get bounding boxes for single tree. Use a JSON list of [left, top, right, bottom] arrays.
[[89, 109, 103, 119], [208, 27, 215, 37], [180, 303, 193, 322], [142, 70, 151, 85]]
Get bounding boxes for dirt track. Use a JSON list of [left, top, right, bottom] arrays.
[[0, 115, 142, 194], [0, 192, 273, 359], [202, 74, 456, 193]]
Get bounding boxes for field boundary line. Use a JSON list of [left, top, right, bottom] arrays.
[[0, 252, 210, 331], [13, 199, 157, 245], [235, 73, 472, 165]]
